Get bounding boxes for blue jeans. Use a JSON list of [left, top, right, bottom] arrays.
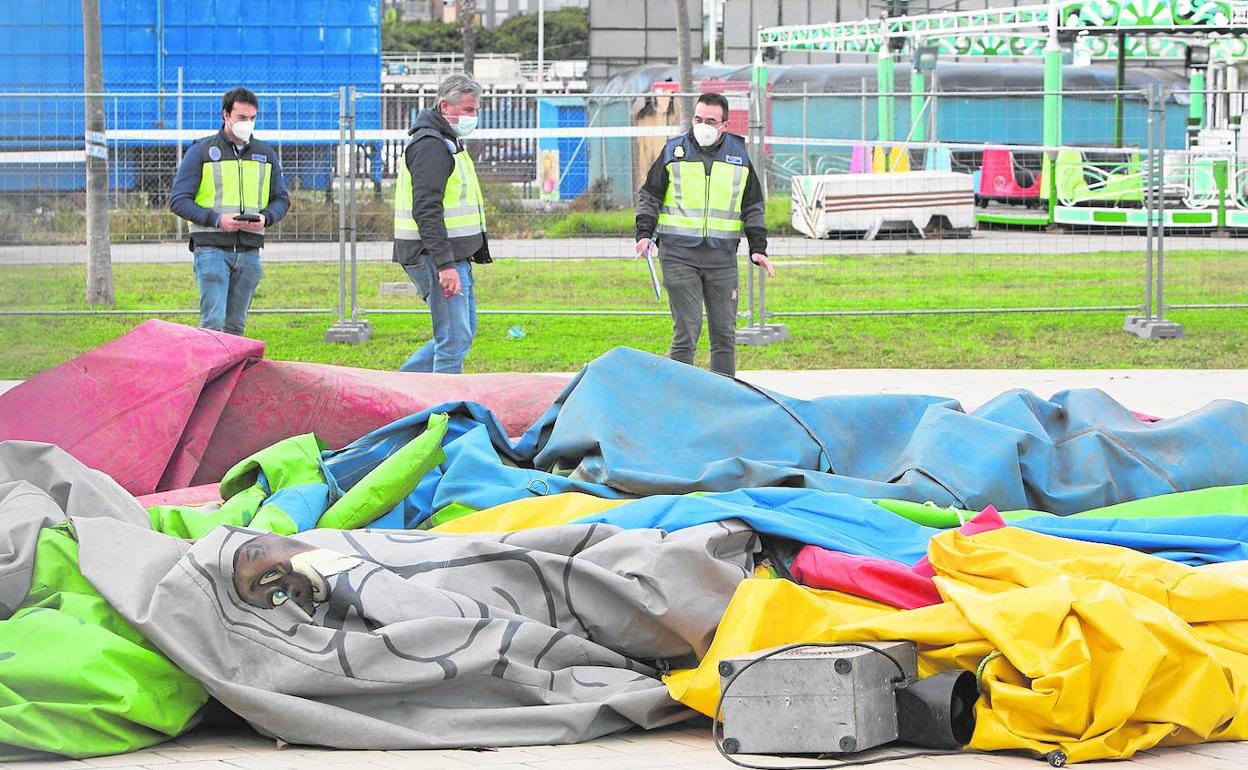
[[400, 258, 477, 374], [192, 246, 263, 336]]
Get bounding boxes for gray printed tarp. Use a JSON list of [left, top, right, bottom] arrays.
[[1, 441, 757, 752]]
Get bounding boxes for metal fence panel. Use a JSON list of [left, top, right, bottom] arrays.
[[2, 85, 1245, 346], [1149, 89, 1248, 324]]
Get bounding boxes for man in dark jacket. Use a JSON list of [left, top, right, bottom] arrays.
[[635, 93, 773, 378], [170, 87, 290, 336], [393, 74, 491, 373]]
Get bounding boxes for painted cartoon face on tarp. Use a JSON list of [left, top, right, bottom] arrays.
[[231, 532, 363, 615]]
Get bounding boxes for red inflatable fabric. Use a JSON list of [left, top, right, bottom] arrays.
[[0, 320, 570, 495], [136, 483, 223, 508], [0, 320, 263, 495], [789, 507, 1007, 609], [190, 359, 569, 486]]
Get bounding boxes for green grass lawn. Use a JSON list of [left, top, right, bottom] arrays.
[[2, 251, 1247, 378]]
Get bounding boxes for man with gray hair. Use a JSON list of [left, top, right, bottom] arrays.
[[393, 74, 492, 373]]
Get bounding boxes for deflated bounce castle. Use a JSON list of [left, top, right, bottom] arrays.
[[3, 320, 1248, 765]]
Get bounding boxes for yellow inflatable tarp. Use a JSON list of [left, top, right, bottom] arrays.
[[430, 492, 628, 534], [666, 526, 1248, 763]]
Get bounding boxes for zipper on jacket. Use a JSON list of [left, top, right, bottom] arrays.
[[236, 150, 245, 217], [703, 167, 711, 238]]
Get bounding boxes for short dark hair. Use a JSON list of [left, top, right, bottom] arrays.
[[222, 87, 258, 115], [697, 92, 730, 122]]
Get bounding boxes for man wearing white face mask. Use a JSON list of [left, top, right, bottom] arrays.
[[170, 87, 290, 336], [635, 92, 773, 378], [393, 74, 492, 374]]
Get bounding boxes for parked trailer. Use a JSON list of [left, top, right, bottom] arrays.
[[791, 171, 975, 240]]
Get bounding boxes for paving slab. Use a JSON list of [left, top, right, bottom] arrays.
[[0, 232, 1223, 265], [5, 369, 1245, 415], [736, 369, 1248, 416], [7, 725, 1243, 770]]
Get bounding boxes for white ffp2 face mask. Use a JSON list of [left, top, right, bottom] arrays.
[[231, 119, 255, 144], [692, 122, 720, 147], [451, 115, 478, 138]]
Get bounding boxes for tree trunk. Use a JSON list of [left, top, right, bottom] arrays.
[[672, 0, 695, 125], [82, 0, 114, 304], [459, 0, 476, 75]]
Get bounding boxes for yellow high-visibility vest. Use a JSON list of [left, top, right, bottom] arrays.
[[188, 143, 273, 234], [655, 134, 749, 250], [394, 138, 486, 241]]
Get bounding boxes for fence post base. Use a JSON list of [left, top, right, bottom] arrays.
[[324, 319, 373, 344], [735, 324, 789, 346], [1122, 316, 1184, 340]]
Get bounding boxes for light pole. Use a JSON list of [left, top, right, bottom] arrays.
[[912, 44, 938, 146], [1185, 44, 1211, 146], [537, 0, 544, 88], [536, 0, 544, 132], [82, 0, 114, 305], [709, 0, 718, 64]]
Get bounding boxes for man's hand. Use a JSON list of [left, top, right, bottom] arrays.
[[218, 214, 245, 232], [750, 253, 776, 278], [239, 213, 267, 233], [634, 237, 653, 259], [438, 266, 461, 299]]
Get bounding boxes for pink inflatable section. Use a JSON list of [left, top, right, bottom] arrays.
[[136, 483, 223, 508], [190, 358, 569, 485], [0, 320, 570, 496]]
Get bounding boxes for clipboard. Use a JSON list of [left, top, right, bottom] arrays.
[[642, 243, 661, 300]]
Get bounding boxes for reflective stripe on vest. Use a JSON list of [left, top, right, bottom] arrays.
[[394, 147, 487, 240], [187, 156, 273, 233], [656, 159, 748, 242]]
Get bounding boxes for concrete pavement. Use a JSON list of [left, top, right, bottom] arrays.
[[5, 717, 1244, 770], [738, 369, 1248, 416], [0, 230, 1224, 265], [6, 369, 1247, 414]]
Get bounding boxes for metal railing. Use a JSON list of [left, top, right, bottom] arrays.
[[381, 52, 588, 84]]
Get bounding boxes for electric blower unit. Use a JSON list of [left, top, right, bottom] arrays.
[[717, 641, 979, 757]]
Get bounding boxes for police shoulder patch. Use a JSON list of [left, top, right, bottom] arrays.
[[725, 154, 743, 164], [674, 145, 685, 158], [443, 137, 458, 153], [207, 146, 222, 161]]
